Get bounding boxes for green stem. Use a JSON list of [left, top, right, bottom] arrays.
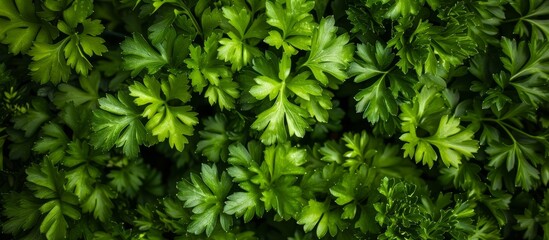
[[499, 120, 549, 143], [479, 118, 516, 143], [479, 118, 548, 144], [174, 2, 202, 37]]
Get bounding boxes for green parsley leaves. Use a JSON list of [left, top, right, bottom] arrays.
[[91, 92, 150, 158], [129, 74, 198, 151]]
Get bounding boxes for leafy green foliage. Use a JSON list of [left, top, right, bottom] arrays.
[[185, 33, 239, 110], [58, 19, 108, 76], [2, 0, 549, 239], [91, 92, 151, 158], [218, 4, 268, 71], [389, 19, 477, 75], [301, 16, 354, 84], [225, 142, 307, 221], [177, 164, 233, 236], [0, 0, 57, 54], [81, 184, 116, 223], [12, 98, 51, 137], [264, 0, 316, 55], [0, 128, 5, 171], [296, 131, 420, 236], [400, 87, 479, 168], [62, 140, 114, 222], [516, 189, 549, 239], [373, 177, 497, 240], [467, 37, 549, 192], [486, 141, 543, 191], [509, 0, 549, 40], [197, 114, 245, 162], [2, 192, 43, 238], [129, 74, 198, 151], [448, 0, 505, 50], [27, 9, 107, 84], [121, 33, 170, 77], [401, 114, 479, 168], [53, 71, 100, 108], [356, 0, 483, 76], [33, 123, 70, 164], [28, 41, 72, 84], [297, 199, 345, 238], [499, 38, 549, 108], [249, 53, 319, 144], [349, 42, 413, 124], [338, 131, 418, 178], [108, 158, 148, 198], [364, 0, 427, 20], [26, 161, 82, 240]]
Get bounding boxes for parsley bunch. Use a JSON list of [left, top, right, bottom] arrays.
[[1, 0, 548, 239]]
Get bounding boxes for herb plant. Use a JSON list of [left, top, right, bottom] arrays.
[[1, 0, 548, 239]]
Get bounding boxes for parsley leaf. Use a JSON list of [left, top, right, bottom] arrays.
[[300, 16, 354, 85], [63, 0, 94, 24], [177, 163, 233, 236], [58, 19, 108, 76], [28, 41, 72, 84], [486, 141, 543, 191], [226, 142, 307, 220], [63, 140, 109, 199], [91, 92, 151, 158], [53, 71, 100, 109], [0, 0, 57, 54], [26, 161, 81, 240], [264, 0, 316, 55], [297, 199, 346, 238], [218, 5, 268, 71], [28, 17, 107, 84], [1, 191, 42, 238], [129, 74, 198, 151], [443, 1, 505, 50], [250, 89, 308, 144], [224, 184, 264, 222], [121, 33, 169, 77], [500, 38, 532, 80], [197, 114, 244, 162], [389, 19, 477, 75], [12, 98, 51, 137], [401, 114, 479, 168], [339, 131, 418, 178], [400, 87, 479, 168], [250, 53, 320, 144], [81, 184, 116, 223], [300, 131, 420, 237], [33, 123, 70, 165], [364, 0, 425, 20], [349, 42, 413, 124], [509, 0, 549, 40], [107, 159, 147, 198], [515, 190, 549, 239], [500, 38, 549, 107], [224, 142, 265, 222], [374, 177, 479, 239], [185, 33, 239, 110], [2, 0, 548, 239]]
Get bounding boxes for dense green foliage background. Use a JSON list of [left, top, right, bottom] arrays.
[[1, 0, 549, 239]]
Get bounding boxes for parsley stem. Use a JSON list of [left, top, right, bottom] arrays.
[[496, 120, 517, 143], [503, 17, 523, 23], [481, 118, 548, 144], [173, 4, 202, 37], [498, 120, 549, 143]]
